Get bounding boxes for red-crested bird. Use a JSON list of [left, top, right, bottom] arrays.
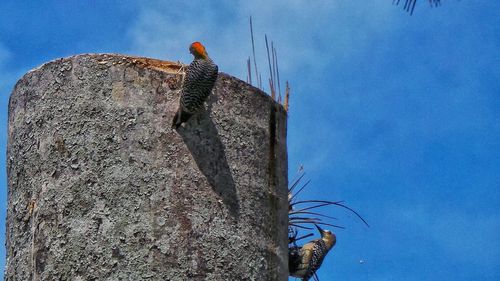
[[172, 41, 218, 129]]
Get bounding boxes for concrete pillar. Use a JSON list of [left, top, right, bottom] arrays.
[[6, 54, 288, 280]]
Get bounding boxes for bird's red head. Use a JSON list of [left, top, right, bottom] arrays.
[[189, 41, 208, 59]]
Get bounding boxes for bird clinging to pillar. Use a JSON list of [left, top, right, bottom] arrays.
[[287, 171, 369, 280], [289, 224, 337, 281], [172, 41, 219, 129]]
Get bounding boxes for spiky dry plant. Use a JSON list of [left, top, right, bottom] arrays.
[[247, 16, 290, 111], [249, 16, 260, 89], [284, 81, 290, 112], [246, 57, 252, 84], [265, 35, 276, 100], [287, 171, 369, 245], [287, 171, 369, 281], [394, 0, 442, 15]]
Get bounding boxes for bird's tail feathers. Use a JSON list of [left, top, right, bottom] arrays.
[[172, 109, 193, 129]]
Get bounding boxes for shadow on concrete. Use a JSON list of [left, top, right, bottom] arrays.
[[177, 108, 240, 219]]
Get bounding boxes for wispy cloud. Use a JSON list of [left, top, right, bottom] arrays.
[[0, 42, 12, 90], [0, 43, 9, 62], [126, 0, 396, 86], [395, 204, 500, 269]]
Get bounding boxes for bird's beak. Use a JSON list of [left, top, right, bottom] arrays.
[[315, 224, 324, 234]]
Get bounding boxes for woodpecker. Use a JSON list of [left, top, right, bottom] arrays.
[[289, 224, 336, 281], [172, 41, 218, 129]]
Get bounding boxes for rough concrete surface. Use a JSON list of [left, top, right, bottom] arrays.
[[6, 54, 288, 280]]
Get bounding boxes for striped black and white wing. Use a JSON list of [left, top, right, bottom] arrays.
[[180, 58, 218, 114]]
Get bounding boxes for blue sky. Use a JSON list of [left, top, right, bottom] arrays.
[[1, 1, 499, 280]]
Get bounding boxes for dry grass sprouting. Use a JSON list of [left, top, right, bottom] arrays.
[[393, 0, 441, 15], [247, 16, 290, 112]]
